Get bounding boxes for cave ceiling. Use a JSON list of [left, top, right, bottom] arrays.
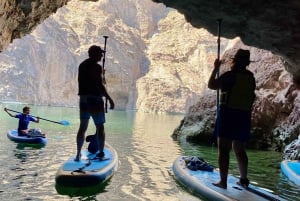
[[153, 0, 300, 76]]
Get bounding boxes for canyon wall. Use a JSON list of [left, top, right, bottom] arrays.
[[0, 0, 299, 156]]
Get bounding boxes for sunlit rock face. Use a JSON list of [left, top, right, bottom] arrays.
[[150, 0, 300, 152], [0, 0, 168, 109], [2, 0, 300, 77], [136, 11, 217, 113], [0, 0, 300, 153], [153, 0, 300, 80]]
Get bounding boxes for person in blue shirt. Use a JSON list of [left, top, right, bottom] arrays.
[[4, 106, 44, 137]]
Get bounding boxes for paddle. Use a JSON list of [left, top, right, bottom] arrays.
[[102, 35, 109, 113], [5, 108, 70, 126], [216, 19, 222, 121]]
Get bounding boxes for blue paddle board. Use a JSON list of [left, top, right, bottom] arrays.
[[55, 143, 118, 190], [7, 129, 47, 145], [172, 156, 285, 201], [281, 160, 300, 186]]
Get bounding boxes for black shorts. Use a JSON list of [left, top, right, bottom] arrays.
[[214, 106, 251, 141], [79, 96, 105, 125]]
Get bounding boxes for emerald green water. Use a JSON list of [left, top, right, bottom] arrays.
[[0, 103, 299, 200]]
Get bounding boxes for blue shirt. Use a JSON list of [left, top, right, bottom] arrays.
[[15, 114, 35, 130]]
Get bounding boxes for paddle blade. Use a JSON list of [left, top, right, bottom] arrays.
[[59, 120, 70, 126]]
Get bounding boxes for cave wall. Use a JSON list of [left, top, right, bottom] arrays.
[[2, 0, 299, 78], [0, 0, 69, 52], [149, 0, 300, 154], [153, 0, 300, 77]]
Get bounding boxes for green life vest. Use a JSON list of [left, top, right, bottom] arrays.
[[220, 73, 255, 111]]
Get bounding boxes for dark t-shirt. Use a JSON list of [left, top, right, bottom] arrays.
[[78, 58, 105, 96]]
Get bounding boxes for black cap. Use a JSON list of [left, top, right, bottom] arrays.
[[88, 45, 105, 58]]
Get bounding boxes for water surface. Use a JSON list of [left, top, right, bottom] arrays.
[[0, 104, 298, 201]]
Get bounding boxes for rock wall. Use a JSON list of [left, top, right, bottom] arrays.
[[2, 0, 300, 78], [0, 0, 68, 52], [1, 0, 300, 155], [173, 38, 300, 152], [0, 0, 169, 109], [282, 135, 300, 160], [136, 11, 220, 113], [153, 0, 300, 80]]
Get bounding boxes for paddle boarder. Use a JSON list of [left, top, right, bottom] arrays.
[[208, 49, 256, 189], [4, 106, 45, 137], [75, 45, 115, 161]]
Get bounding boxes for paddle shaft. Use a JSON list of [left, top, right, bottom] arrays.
[[103, 36, 109, 113], [216, 19, 222, 115], [6, 108, 65, 125], [102, 36, 108, 85], [213, 19, 222, 139]]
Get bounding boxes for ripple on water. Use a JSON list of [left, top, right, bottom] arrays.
[[0, 107, 298, 200]]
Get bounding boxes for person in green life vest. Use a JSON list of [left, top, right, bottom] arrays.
[[208, 49, 256, 189]]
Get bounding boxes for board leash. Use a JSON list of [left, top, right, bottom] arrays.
[[71, 159, 91, 174]]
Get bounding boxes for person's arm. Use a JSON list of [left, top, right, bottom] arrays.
[[28, 115, 39, 123], [34, 116, 40, 123], [101, 84, 115, 110], [107, 95, 115, 110], [98, 64, 115, 110], [208, 59, 221, 90], [4, 108, 15, 117]]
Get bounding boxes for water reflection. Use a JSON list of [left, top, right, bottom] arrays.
[[278, 172, 300, 201], [16, 142, 46, 150], [55, 180, 109, 197], [14, 143, 45, 162], [0, 105, 299, 200], [122, 112, 184, 200]]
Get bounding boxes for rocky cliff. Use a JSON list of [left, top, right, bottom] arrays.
[[0, 0, 168, 109], [0, 0, 299, 158], [2, 0, 299, 80], [153, 0, 300, 80], [172, 38, 299, 152], [0, 0, 68, 52]]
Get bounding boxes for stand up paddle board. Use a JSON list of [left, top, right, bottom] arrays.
[[281, 160, 300, 186], [55, 143, 118, 194], [7, 129, 47, 145], [172, 156, 285, 201]]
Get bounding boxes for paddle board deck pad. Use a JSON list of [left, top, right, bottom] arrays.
[[281, 160, 300, 186], [55, 143, 118, 189], [7, 129, 47, 144], [172, 156, 285, 201]]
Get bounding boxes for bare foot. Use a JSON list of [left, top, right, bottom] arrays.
[[74, 154, 81, 162], [237, 178, 249, 188], [212, 182, 227, 189]]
